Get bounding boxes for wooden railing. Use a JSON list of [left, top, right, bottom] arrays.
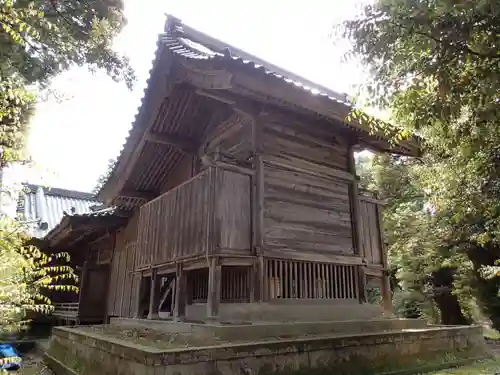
[[53, 303, 79, 319], [263, 259, 359, 300], [135, 167, 251, 269], [221, 267, 250, 302]]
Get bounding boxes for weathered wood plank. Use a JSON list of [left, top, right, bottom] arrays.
[[217, 170, 252, 251], [207, 257, 221, 318]]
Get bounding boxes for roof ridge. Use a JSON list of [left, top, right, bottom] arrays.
[[24, 183, 99, 201], [164, 14, 350, 104]]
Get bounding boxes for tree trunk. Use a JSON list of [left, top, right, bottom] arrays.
[[431, 267, 470, 326], [467, 246, 500, 331]]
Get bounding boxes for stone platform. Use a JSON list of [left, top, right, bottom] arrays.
[[44, 318, 490, 375]]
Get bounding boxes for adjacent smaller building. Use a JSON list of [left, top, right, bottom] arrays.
[[17, 184, 100, 238], [16, 184, 127, 324]]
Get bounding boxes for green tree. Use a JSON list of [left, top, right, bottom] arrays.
[[343, 0, 500, 328], [0, 0, 134, 336], [0, 217, 77, 336], [1, 0, 135, 165]]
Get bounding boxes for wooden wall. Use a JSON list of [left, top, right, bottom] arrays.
[[359, 198, 383, 265], [107, 212, 138, 318], [261, 115, 354, 260], [135, 167, 252, 269], [217, 169, 251, 251]]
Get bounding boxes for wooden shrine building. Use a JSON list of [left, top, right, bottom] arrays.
[[38, 207, 128, 324], [93, 16, 419, 323]]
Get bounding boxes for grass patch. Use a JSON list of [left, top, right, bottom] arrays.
[[423, 358, 500, 374]]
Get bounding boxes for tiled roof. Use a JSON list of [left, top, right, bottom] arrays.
[[164, 18, 351, 105], [18, 184, 101, 238], [98, 15, 419, 202], [42, 205, 129, 246]]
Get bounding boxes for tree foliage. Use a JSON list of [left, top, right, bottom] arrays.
[[0, 0, 135, 166], [0, 217, 77, 336], [0, 0, 134, 336], [343, 0, 500, 328]]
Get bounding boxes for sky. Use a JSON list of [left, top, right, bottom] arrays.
[[7, 0, 368, 194]]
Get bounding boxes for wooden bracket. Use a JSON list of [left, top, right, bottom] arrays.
[[144, 131, 198, 154], [117, 189, 154, 201]]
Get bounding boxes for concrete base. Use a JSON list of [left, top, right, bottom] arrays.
[[183, 301, 387, 322], [109, 317, 428, 341], [45, 320, 491, 375]]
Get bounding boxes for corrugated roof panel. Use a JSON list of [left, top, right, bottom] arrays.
[[18, 184, 100, 238]]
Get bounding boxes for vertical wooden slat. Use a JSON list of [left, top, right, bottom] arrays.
[[353, 266, 359, 300], [321, 263, 326, 298], [283, 260, 290, 298], [325, 264, 331, 299], [304, 262, 309, 299], [299, 263, 304, 299], [278, 260, 283, 298], [272, 260, 277, 298], [347, 266, 353, 299], [338, 265, 345, 299], [309, 262, 314, 298], [293, 261, 298, 298]]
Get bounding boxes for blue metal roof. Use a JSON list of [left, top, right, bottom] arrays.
[[18, 184, 101, 238]]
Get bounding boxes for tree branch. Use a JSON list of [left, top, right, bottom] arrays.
[[390, 20, 500, 59]]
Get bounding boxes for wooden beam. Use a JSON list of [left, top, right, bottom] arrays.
[[196, 89, 236, 105], [263, 250, 364, 265], [196, 89, 258, 120], [144, 131, 198, 154], [348, 143, 367, 303]]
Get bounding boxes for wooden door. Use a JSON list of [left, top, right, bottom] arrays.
[[79, 264, 110, 323]]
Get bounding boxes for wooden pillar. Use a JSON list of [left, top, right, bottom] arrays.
[[147, 269, 161, 319], [347, 143, 367, 303], [376, 203, 393, 313], [133, 274, 145, 319], [251, 111, 265, 301], [174, 264, 186, 321], [207, 257, 221, 319], [77, 261, 89, 318]]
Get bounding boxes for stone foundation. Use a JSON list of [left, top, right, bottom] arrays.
[[109, 317, 427, 341], [45, 322, 490, 375], [183, 301, 386, 322]]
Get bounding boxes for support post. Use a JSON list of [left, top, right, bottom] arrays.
[[174, 264, 186, 321], [251, 111, 265, 301], [347, 143, 367, 303], [77, 261, 88, 316], [207, 257, 221, 319], [376, 203, 393, 313], [133, 274, 145, 319], [147, 269, 161, 320]]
